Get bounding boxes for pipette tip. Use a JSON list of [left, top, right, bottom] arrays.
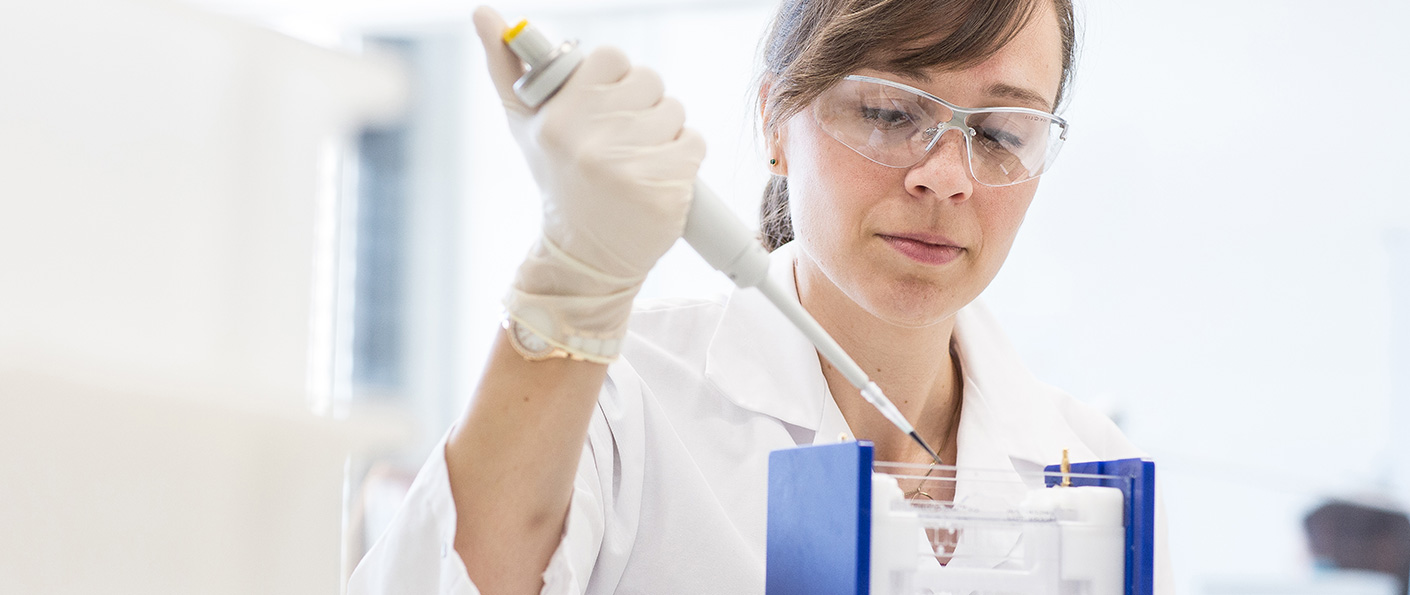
[[909, 431, 944, 466]]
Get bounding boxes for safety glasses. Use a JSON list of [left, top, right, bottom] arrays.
[[812, 75, 1069, 187]]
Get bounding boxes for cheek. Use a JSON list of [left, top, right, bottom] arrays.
[[780, 117, 881, 246], [975, 187, 1036, 267]]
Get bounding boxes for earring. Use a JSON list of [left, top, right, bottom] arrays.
[[769, 158, 777, 165]]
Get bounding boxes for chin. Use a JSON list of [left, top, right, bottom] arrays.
[[850, 276, 967, 329]]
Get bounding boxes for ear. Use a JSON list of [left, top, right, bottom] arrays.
[[758, 79, 788, 176]]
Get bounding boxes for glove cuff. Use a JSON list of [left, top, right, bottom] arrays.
[[503, 236, 646, 363]]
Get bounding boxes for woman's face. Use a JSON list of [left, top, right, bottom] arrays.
[[774, 3, 1065, 328]]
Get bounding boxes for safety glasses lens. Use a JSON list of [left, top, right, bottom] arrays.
[[812, 77, 1065, 186], [812, 78, 948, 168], [965, 111, 1062, 186]]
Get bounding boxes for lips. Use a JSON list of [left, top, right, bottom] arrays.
[[879, 233, 964, 266]]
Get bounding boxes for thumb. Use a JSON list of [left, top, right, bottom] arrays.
[[472, 6, 529, 111]]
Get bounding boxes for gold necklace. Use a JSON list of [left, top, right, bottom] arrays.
[[903, 339, 964, 501]]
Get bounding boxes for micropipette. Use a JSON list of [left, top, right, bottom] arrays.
[[500, 20, 943, 466]]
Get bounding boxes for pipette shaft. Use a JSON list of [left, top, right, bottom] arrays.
[[752, 262, 942, 465]]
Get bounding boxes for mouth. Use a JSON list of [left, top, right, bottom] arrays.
[[878, 233, 964, 266]]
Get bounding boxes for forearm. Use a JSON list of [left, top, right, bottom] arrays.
[[445, 328, 608, 594], [452, 7, 701, 591]]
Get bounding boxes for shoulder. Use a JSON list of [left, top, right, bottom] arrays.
[[596, 295, 726, 419], [630, 294, 728, 329], [591, 296, 731, 479], [1044, 383, 1148, 460], [955, 300, 1146, 462], [622, 294, 728, 365]]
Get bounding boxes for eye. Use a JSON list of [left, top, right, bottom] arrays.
[[974, 125, 1026, 151], [859, 105, 916, 130]]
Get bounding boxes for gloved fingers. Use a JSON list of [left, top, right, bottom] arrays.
[[645, 97, 688, 144], [617, 126, 706, 181], [590, 96, 686, 146], [665, 126, 707, 165], [472, 6, 529, 112], [597, 66, 666, 111], [567, 46, 632, 87]]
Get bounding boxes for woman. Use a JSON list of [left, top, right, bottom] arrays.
[[350, 0, 1172, 593]]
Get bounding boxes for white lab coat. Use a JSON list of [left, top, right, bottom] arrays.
[[348, 242, 1175, 594]]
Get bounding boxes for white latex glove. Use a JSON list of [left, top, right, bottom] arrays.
[[473, 7, 705, 362]]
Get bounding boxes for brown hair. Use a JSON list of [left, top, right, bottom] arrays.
[[757, 0, 1078, 251]]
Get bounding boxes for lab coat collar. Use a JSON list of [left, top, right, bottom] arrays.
[[703, 243, 1097, 469], [703, 242, 829, 431]]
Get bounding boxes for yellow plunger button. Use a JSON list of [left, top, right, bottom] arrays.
[[503, 19, 529, 43]]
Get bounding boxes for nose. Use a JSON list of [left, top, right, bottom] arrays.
[[904, 126, 973, 203]]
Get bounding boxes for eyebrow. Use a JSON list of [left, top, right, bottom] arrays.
[[866, 67, 1057, 112], [986, 82, 1054, 112]]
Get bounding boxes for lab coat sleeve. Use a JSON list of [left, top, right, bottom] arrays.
[[347, 424, 611, 595]]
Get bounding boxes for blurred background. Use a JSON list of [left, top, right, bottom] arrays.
[[4, 0, 1409, 593]]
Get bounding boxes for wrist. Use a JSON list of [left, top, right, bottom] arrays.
[[502, 311, 619, 364], [503, 235, 644, 363], [513, 235, 645, 298]]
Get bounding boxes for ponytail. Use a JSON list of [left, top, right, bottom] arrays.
[[758, 176, 793, 252]]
